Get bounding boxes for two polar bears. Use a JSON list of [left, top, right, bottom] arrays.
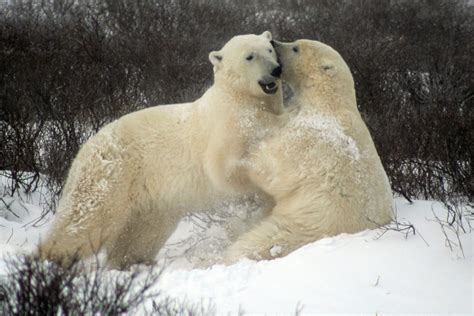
[[39, 33, 393, 269]]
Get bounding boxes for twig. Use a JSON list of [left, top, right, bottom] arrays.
[[373, 275, 380, 287], [6, 228, 14, 244], [430, 205, 465, 258], [0, 197, 20, 219]]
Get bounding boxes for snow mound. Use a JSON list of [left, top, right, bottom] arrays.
[[153, 199, 472, 314], [0, 172, 472, 314]]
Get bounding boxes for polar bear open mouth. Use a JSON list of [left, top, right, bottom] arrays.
[[258, 79, 278, 95]]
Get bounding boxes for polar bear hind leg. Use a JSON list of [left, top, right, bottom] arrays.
[[105, 204, 180, 270], [39, 130, 133, 266]]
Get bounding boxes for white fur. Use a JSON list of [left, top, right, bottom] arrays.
[[225, 40, 394, 262], [38, 32, 286, 270]]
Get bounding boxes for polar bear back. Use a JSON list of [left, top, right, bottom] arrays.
[[250, 106, 392, 234]]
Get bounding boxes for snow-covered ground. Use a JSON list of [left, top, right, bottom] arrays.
[[0, 175, 472, 314], [157, 199, 473, 314]]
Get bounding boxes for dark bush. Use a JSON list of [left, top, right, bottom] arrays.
[[0, 254, 217, 315], [0, 255, 160, 315], [0, 0, 472, 210]]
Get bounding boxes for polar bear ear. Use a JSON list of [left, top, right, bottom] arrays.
[[209, 51, 223, 66], [321, 62, 337, 76], [261, 31, 272, 40]]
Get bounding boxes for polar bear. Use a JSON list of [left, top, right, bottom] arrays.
[[225, 39, 393, 262], [38, 32, 285, 270]]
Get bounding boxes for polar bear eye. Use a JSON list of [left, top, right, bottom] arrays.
[[268, 49, 273, 53], [246, 54, 254, 61], [293, 46, 299, 53]]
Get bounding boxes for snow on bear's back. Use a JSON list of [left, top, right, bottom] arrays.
[[290, 112, 361, 161], [253, 109, 367, 193]]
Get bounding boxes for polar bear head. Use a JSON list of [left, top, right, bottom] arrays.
[[272, 39, 354, 98], [209, 31, 282, 99]]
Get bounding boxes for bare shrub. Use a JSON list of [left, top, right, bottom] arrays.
[[1, 0, 472, 227], [0, 255, 161, 315]]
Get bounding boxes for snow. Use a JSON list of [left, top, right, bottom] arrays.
[[0, 173, 53, 257], [269, 244, 283, 257], [291, 113, 361, 161], [155, 199, 472, 314], [1, 174, 472, 314]]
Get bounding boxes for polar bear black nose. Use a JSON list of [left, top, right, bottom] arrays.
[[271, 65, 282, 78]]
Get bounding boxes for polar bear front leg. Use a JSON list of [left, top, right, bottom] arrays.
[[224, 213, 303, 264]]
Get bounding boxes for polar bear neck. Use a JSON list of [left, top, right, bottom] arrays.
[[291, 81, 358, 114], [206, 82, 284, 115]]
